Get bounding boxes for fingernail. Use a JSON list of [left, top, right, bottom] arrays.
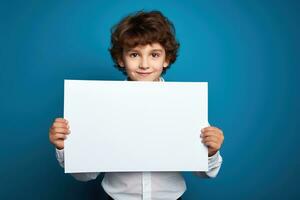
[[201, 128, 204, 132], [68, 130, 71, 134]]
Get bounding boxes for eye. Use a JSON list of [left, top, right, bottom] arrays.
[[129, 53, 139, 58], [152, 53, 160, 58]]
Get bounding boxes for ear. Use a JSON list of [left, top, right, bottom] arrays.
[[163, 59, 170, 68], [117, 58, 125, 68]]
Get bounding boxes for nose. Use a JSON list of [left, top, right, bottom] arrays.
[[139, 57, 150, 70]]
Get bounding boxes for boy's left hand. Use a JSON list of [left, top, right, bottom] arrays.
[[200, 126, 224, 157]]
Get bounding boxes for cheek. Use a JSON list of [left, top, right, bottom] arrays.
[[152, 64, 165, 72], [124, 60, 138, 70], [150, 60, 165, 71]]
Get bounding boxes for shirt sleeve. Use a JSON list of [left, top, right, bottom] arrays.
[[55, 148, 100, 182], [193, 151, 223, 178]]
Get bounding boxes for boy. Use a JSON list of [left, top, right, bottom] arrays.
[[49, 10, 224, 200]]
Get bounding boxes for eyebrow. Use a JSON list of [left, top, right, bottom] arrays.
[[126, 49, 163, 53]]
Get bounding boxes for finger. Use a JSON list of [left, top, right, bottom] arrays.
[[55, 118, 64, 122], [52, 122, 69, 129], [202, 126, 222, 133], [202, 136, 219, 144], [53, 127, 70, 134], [54, 133, 67, 140], [201, 131, 217, 137], [205, 141, 219, 150], [202, 133, 224, 145], [201, 131, 222, 139], [55, 140, 64, 149], [55, 118, 69, 124]]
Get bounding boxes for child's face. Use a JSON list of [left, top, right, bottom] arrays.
[[118, 43, 169, 81]]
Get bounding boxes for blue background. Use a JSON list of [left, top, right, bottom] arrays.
[[0, 0, 299, 199]]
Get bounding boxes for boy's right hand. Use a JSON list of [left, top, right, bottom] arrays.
[[49, 118, 70, 150]]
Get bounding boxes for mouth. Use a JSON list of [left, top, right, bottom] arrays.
[[136, 71, 152, 77]]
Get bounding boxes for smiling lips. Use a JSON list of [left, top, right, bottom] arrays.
[[136, 71, 152, 76]]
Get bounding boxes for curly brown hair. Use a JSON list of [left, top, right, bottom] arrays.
[[109, 10, 180, 74]]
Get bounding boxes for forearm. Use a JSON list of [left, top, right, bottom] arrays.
[[55, 148, 100, 182]]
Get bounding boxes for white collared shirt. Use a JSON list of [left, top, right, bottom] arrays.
[[56, 77, 223, 200]]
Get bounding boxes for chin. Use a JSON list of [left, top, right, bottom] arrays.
[[135, 78, 155, 81], [130, 74, 160, 82]]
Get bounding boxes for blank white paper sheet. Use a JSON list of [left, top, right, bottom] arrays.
[[64, 80, 209, 173]]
